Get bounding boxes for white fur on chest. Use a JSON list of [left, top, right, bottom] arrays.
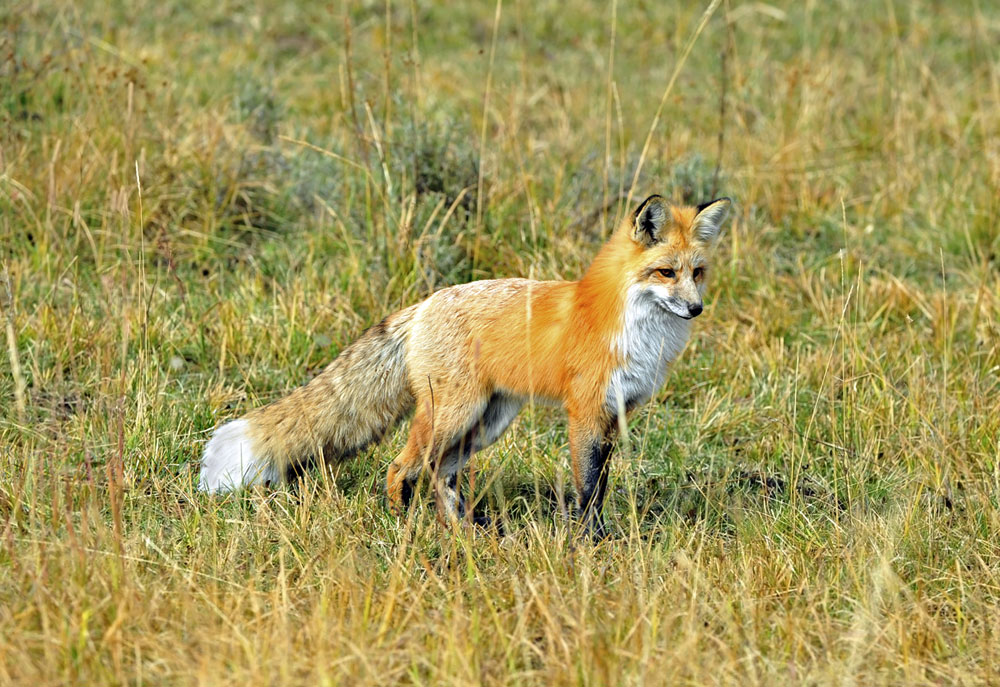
[[605, 285, 692, 413]]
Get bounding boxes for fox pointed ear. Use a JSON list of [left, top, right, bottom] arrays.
[[631, 195, 669, 248], [692, 197, 732, 243]]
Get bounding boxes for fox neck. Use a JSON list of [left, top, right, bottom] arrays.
[[573, 229, 638, 334], [606, 285, 691, 411], [575, 228, 693, 412]]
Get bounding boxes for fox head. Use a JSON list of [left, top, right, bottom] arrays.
[[625, 194, 731, 319]]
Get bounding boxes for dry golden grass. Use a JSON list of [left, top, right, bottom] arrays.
[[2, 1, 999, 684]]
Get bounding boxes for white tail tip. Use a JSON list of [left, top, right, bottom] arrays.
[[198, 419, 278, 493]]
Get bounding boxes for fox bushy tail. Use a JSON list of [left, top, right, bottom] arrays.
[[198, 307, 417, 493]]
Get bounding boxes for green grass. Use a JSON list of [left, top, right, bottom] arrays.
[[2, 0, 999, 684]]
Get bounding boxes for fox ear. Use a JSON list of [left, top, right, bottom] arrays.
[[632, 195, 669, 248], [692, 197, 732, 243]]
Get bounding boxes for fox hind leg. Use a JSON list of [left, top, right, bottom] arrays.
[[385, 392, 488, 516], [433, 393, 522, 527], [387, 391, 521, 526], [386, 406, 434, 514]]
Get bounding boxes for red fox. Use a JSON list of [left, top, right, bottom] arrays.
[[199, 194, 731, 535]]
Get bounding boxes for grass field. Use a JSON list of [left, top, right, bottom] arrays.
[[2, 0, 999, 684]]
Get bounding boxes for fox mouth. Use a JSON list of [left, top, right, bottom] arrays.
[[654, 300, 695, 319]]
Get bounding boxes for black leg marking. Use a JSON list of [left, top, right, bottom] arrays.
[[578, 429, 616, 539], [286, 449, 327, 488], [444, 462, 503, 535], [399, 476, 415, 510], [446, 473, 462, 513]]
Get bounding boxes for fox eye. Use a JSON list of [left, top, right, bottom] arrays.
[[693, 267, 705, 279], [658, 268, 676, 279]]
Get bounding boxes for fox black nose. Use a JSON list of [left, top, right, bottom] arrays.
[[687, 303, 703, 318]]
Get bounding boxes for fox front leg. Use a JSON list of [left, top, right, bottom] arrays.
[[569, 414, 616, 540]]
